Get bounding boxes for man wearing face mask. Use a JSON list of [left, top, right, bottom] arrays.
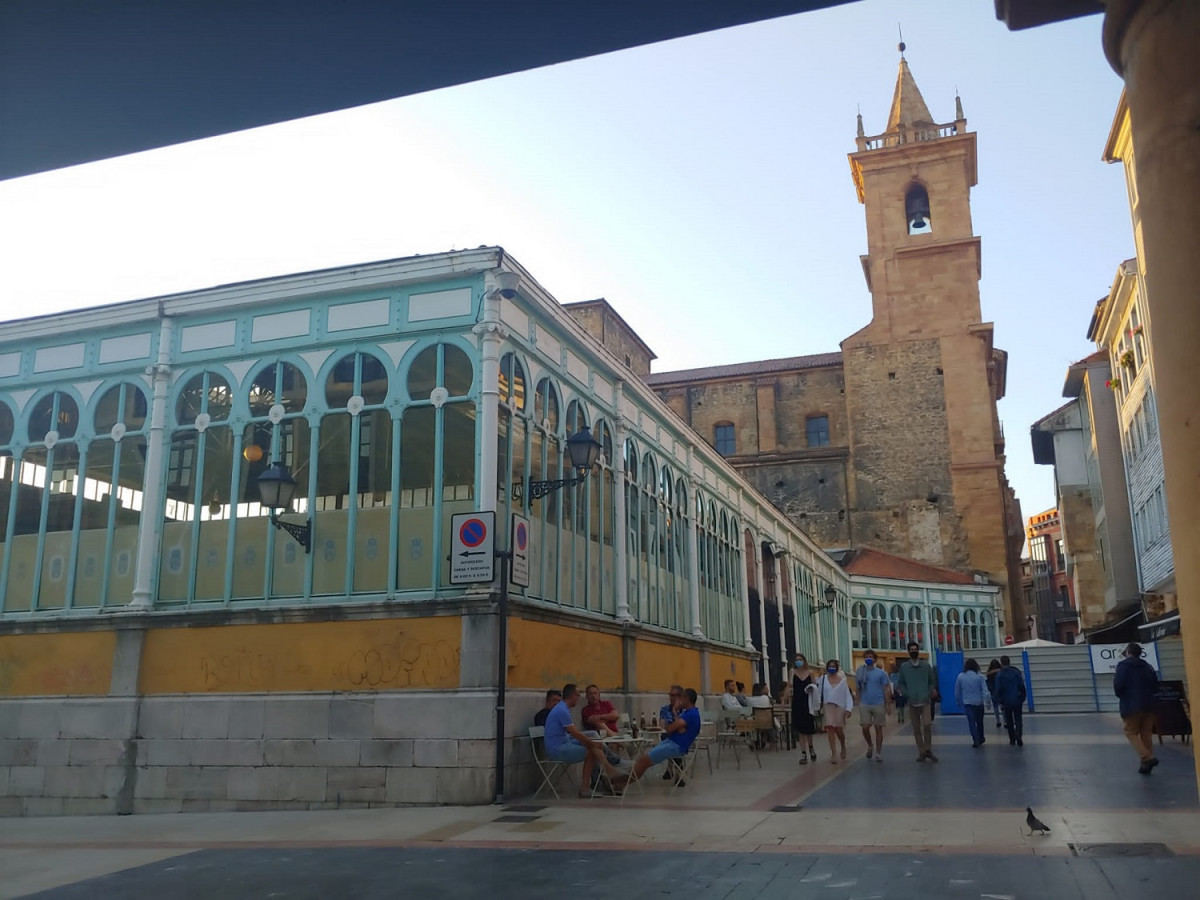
[[896, 641, 939, 762], [854, 649, 893, 761]]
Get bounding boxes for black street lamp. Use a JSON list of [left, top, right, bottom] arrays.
[[257, 461, 312, 553], [526, 425, 602, 499], [810, 583, 838, 615]]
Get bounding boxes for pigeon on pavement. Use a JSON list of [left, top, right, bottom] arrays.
[[1026, 807, 1051, 836]]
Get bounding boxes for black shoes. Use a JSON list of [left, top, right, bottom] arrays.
[[1017, 738, 1023, 747], [1139, 757, 1160, 775]]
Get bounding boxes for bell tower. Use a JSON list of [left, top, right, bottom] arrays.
[[841, 45, 1017, 625]]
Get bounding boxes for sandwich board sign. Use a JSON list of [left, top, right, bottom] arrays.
[[450, 511, 495, 584], [510, 514, 531, 588]]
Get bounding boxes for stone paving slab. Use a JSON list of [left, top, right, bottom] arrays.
[[23, 847, 1200, 900]]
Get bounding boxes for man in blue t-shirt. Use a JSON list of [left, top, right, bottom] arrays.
[[617, 687, 702, 790], [853, 649, 894, 761], [544, 683, 618, 797]]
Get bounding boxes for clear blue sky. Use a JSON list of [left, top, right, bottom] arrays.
[[0, 0, 1128, 529]]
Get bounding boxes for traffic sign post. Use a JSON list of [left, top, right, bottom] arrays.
[[510, 514, 530, 588], [449, 512, 496, 584]]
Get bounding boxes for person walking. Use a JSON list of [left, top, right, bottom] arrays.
[[985, 659, 1003, 730], [993, 655, 1027, 747], [954, 658, 990, 749], [896, 642, 938, 762], [813, 659, 853, 763], [854, 649, 893, 761], [1113, 642, 1161, 774], [792, 654, 819, 764]]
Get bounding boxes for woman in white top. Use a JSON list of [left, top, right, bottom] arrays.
[[814, 659, 854, 763]]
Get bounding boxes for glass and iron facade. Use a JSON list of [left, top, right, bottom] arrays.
[[0, 248, 854, 664]]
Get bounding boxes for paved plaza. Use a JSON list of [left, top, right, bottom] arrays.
[[1, 714, 1197, 898]]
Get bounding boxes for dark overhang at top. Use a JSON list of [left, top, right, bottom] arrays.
[[0, 0, 857, 181]]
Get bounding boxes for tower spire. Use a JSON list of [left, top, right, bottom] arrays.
[[885, 44, 934, 132]]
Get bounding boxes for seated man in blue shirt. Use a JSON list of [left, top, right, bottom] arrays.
[[616, 688, 702, 790], [544, 683, 620, 797]]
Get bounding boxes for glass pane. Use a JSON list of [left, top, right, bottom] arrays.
[[398, 405, 435, 590], [95, 383, 149, 433], [443, 344, 473, 396], [354, 409, 393, 593], [249, 362, 307, 416], [407, 346, 437, 400], [360, 354, 389, 406], [325, 356, 357, 409], [29, 392, 79, 441], [0, 401, 14, 445], [176, 372, 232, 424], [443, 402, 475, 500], [499, 353, 526, 411], [39, 443, 81, 610]]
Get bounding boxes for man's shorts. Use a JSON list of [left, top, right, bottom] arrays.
[[549, 737, 588, 763], [647, 739, 686, 765], [858, 704, 886, 727]]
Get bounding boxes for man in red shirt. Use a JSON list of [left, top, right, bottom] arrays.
[[581, 684, 620, 736]]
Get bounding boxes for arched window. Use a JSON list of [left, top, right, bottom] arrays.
[[498, 352, 526, 411], [870, 602, 887, 649], [964, 609, 978, 649], [315, 352, 393, 596], [890, 604, 905, 650], [905, 183, 932, 234], [851, 601, 868, 649], [909, 607, 924, 648], [0, 401, 12, 595], [932, 608, 945, 651]]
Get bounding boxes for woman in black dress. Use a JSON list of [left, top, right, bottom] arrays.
[[791, 653, 818, 764]]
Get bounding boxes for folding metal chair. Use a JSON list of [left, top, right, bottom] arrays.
[[529, 726, 571, 799]]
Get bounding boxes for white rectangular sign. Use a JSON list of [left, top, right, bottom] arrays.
[[449, 511, 495, 585], [1089, 642, 1159, 675], [510, 513, 531, 588]]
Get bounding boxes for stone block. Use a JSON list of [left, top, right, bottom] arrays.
[[142, 739, 191, 767], [274, 767, 327, 803], [138, 699, 185, 739], [374, 693, 493, 740], [0, 704, 21, 737], [165, 766, 229, 800], [227, 699, 266, 739], [44, 765, 106, 798], [413, 739, 458, 768], [263, 698, 329, 739], [227, 767, 271, 802], [17, 703, 62, 739], [329, 786, 386, 804], [68, 739, 128, 766], [385, 767, 436, 804], [326, 766, 386, 791], [103, 765, 132, 798], [21, 797, 65, 816], [0, 739, 38, 766], [35, 739, 70, 767], [182, 799, 240, 813], [133, 766, 168, 799], [0, 796, 24, 816], [59, 700, 136, 740], [189, 739, 265, 767], [328, 698, 374, 739], [455, 739, 495, 768], [358, 739, 413, 767], [435, 766, 492, 805], [180, 698, 231, 740]]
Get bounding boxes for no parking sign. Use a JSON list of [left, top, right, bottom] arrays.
[[449, 511, 495, 584]]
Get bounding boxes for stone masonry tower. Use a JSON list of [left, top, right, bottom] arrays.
[[843, 48, 1019, 622]]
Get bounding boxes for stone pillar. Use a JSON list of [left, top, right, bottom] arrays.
[[129, 315, 173, 610], [754, 535, 769, 685], [613, 404, 632, 622], [1103, 0, 1200, 792]]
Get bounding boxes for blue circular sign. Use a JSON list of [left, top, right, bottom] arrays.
[[516, 521, 528, 551], [460, 518, 487, 548]]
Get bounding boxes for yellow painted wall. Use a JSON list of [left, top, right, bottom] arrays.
[[635, 640, 701, 693], [0, 631, 115, 696], [709, 652, 754, 692], [139, 617, 461, 693], [507, 618, 623, 691]]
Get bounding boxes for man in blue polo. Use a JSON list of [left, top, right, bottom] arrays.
[[544, 683, 619, 797], [616, 687, 702, 790], [854, 649, 893, 762]]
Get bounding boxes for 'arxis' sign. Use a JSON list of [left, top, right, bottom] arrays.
[[1089, 642, 1160, 675]]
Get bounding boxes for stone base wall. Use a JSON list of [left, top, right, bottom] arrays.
[[0, 690, 543, 817], [0, 689, 726, 816]]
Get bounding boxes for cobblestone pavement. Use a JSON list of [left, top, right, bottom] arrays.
[[2, 713, 1197, 898]]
